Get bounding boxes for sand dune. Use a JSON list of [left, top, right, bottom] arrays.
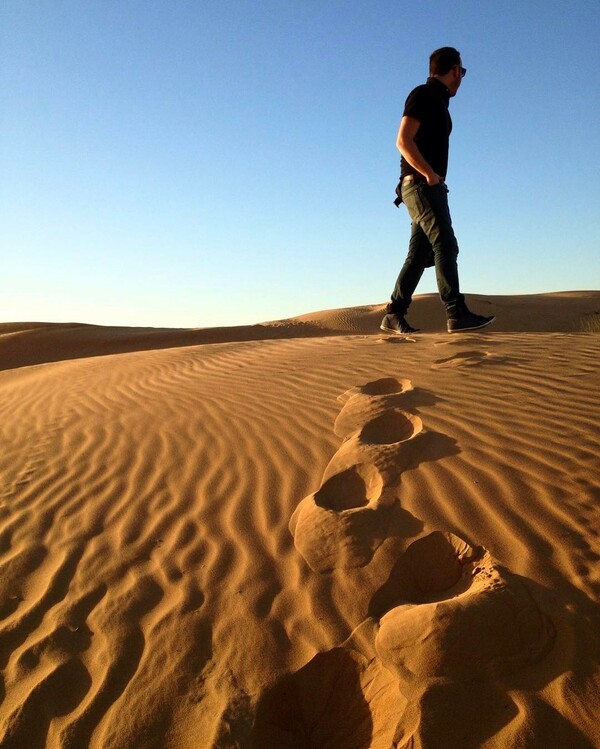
[[1, 292, 599, 748], [2, 291, 599, 372]]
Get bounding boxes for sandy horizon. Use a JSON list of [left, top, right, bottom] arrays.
[[1, 291, 599, 748]]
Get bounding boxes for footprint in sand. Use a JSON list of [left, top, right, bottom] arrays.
[[282, 377, 557, 748], [338, 381, 424, 446], [376, 549, 556, 748], [259, 543, 557, 749], [433, 335, 496, 346], [288, 462, 393, 573], [376, 551, 555, 685], [289, 378, 426, 573], [376, 336, 418, 345], [431, 349, 507, 369], [338, 377, 414, 401]]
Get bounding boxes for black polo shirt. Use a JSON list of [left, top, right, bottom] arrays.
[[400, 77, 452, 181]]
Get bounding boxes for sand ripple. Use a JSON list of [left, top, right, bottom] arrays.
[[1, 325, 599, 747]]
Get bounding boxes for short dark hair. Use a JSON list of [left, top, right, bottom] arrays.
[[429, 47, 461, 76]]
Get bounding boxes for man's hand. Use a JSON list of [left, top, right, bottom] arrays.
[[426, 172, 444, 186]]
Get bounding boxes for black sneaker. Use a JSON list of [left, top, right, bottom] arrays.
[[380, 313, 420, 335], [447, 312, 496, 333]]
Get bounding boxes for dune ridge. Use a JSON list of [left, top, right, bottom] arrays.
[[2, 290, 599, 372], [1, 294, 599, 748]]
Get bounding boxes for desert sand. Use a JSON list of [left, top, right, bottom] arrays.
[[0, 291, 599, 749]]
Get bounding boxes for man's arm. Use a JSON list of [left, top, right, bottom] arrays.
[[397, 116, 443, 186]]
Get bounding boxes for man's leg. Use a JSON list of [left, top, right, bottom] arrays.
[[411, 182, 495, 331], [408, 182, 464, 318], [389, 221, 432, 316], [384, 180, 494, 333], [381, 181, 436, 334]]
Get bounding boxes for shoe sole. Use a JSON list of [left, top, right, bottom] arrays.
[[447, 316, 496, 334], [380, 323, 420, 335]]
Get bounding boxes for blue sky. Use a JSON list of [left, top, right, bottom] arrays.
[[2, 1, 599, 328]]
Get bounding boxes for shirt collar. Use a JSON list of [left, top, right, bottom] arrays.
[[426, 76, 450, 104]]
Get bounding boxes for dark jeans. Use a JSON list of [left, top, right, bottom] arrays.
[[390, 180, 464, 319]]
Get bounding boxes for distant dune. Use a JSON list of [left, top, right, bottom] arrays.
[[1, 290, 599, 372], [1, 291, 599, 748]]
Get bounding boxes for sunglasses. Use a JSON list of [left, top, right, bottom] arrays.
[[457, 65, 467, 77]]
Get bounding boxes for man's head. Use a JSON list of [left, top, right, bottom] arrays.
[[429, 47, 466, 97]]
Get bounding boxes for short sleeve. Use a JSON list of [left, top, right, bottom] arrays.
[[403, 86, 430, 123]]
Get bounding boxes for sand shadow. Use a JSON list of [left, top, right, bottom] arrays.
[[368, 531, 471, 618], [252, 648, 375, 749], [289, 463, 403, 574], [1, 658, 92, 749]]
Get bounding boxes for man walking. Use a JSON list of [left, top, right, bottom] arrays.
[[381, 47, 495, 335]]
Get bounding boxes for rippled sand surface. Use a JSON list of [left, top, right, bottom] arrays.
[[1, 292, 599, 748]]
